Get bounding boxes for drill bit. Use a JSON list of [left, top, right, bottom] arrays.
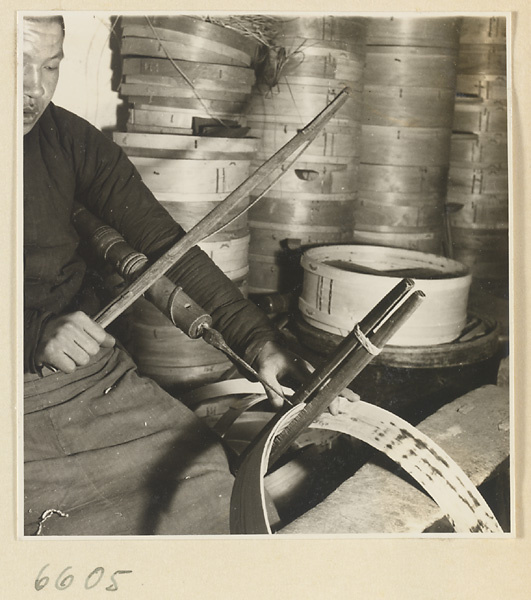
[[201, 325, 292, 406]]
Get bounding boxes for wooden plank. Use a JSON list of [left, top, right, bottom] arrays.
[[281, 384, 510, 534]]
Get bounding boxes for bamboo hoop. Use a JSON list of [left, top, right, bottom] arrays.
[[122, 56, 256, 86], [459, 16, 506, 44], [274, 16, 368, 43], [120, 81, 250, 103], [456, 74, 507, 101], [299, 245, 471, 346], [365, 46, 458, 88], [447, 192, 509, 229], [450, 132, 508, 166], [457, 44, 507, 76], [359, 164, 449, 193], [362, 85, 456, 128], [367, 17, 462, 48], [120, 36, 251, 67], [354, 197, 444, 230], [126, 94, 249, 115], [123, 73, 252, 96], [361, 125, 452, 166], [230, 395, 501, 534], [121, 15, 259, 57], [114, 131, 258, 160], [129, 156, 250, 194], [352, 229, 444, 254], [448, 164, 508, 195], [453, 100, 508, 134]]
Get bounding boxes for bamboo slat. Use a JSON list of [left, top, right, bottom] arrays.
[[299, 244, 471, 346], [123, 73, 252, 96]]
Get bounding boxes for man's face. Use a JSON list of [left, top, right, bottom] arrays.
[[23, 19, 64, 135]]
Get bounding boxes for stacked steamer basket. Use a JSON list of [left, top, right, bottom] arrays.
[[447, 17, 509, 284], [356, 16, 462, 254], [245, 16, 367, 294], [114, 15, 260, 392]]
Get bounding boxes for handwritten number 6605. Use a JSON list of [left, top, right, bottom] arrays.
[[34, 565, 132, 592]]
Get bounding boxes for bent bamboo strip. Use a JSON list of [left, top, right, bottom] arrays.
[[230, 397, 501, 534]]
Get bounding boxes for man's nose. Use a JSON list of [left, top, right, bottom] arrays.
[[24, 65, 44, 99]]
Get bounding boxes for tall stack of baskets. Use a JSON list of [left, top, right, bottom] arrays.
[[245, 16, 368, 294], [356, 17, 462, 254], [114, 15, 261, 392], [447, 17, 509, 284]]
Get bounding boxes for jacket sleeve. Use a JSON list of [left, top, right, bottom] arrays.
[[69, 116, 284, 363], [24, 308, 55, 373]]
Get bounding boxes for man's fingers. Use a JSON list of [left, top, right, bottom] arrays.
[[75, 312, 115, 348]]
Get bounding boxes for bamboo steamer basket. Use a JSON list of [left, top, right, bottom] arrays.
[[459, 16, 506, 44], [450, 133, 508, 166], [130, 156, 250, 194], [275, 16, 368, 44], [120, 81, 250, 103], [367, 17, 462, 48], [362, 85, 456, 128], [299, 244, 471, 346], [126, 108, 198, 133], [122, 57, 256, 87], [447, 191, 508, 229], [358, 188, 444, 207], [453, 99, 507, 134], [359, 164, 449, 193], [352, 229, 443, 254], [361, 125, 452, 166], [448, 165, 508, 195], [251, 161, 359, 196], [457, 44, 507, 76], [114, 131, 259, 160], [354, 196, 444, 230], [364, 46, 458, 89], [456, 75, 507, 101], [125, 123, 193, 136]]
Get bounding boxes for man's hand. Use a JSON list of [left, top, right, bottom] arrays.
[[253, 341, 359, 414], [35, 311, 115, 374]]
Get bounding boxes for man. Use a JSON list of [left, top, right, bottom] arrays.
[[23, 14, 308, 535]]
